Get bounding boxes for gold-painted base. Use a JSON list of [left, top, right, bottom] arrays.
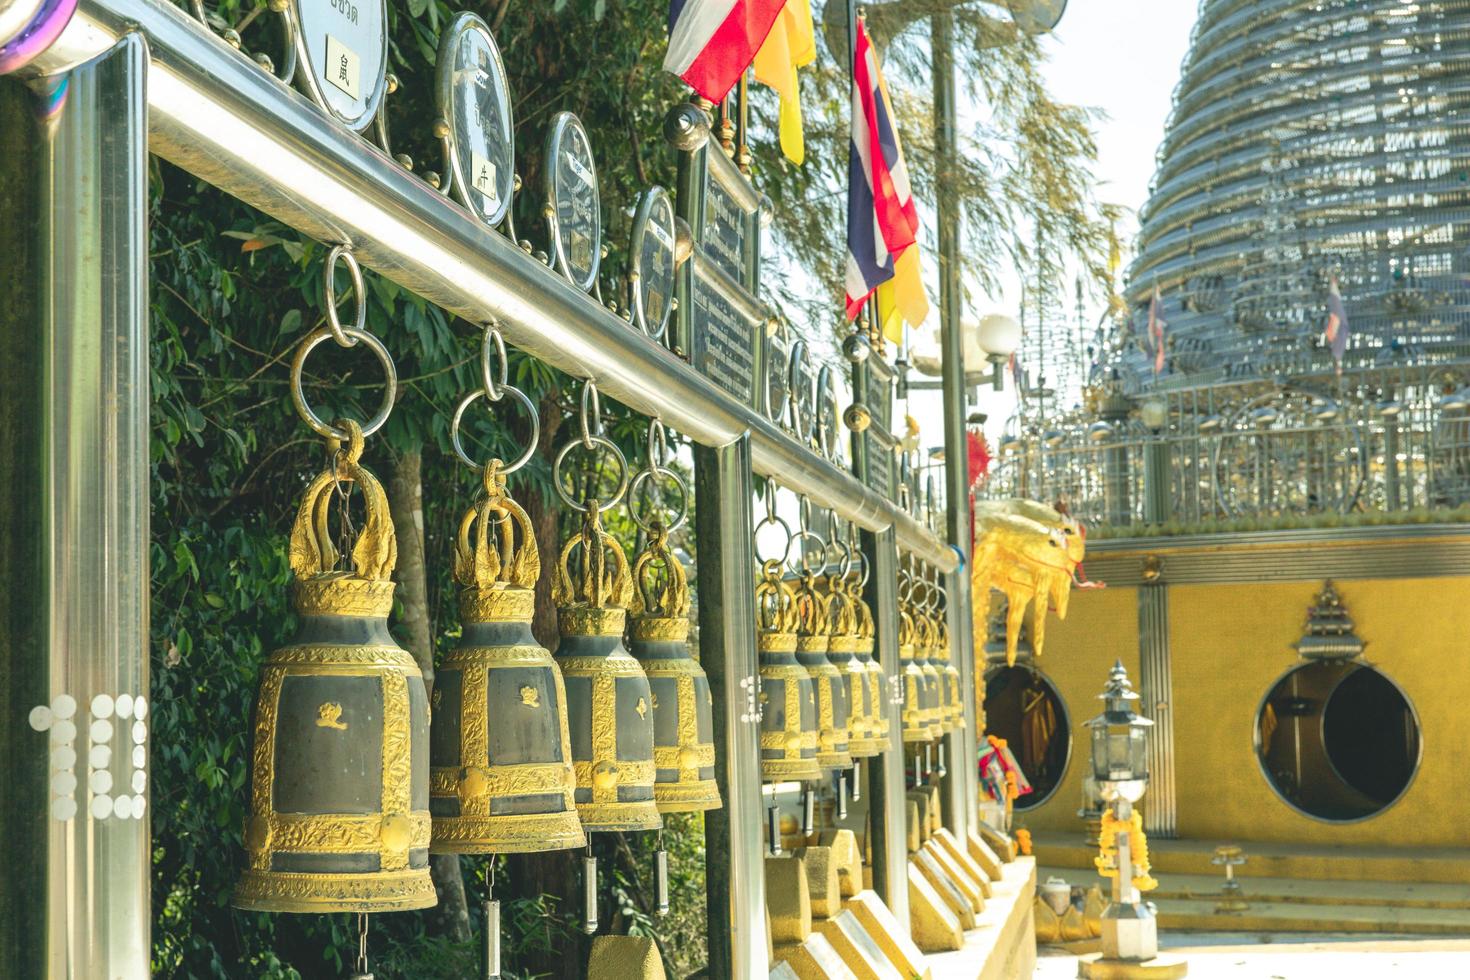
[[847, 737, 886, 757], [577, 798, 664, 832], [817, 751, 855, 771], [763, 759, 824, 782], [1077, 954, 1189, 980], [232, 867, 437, 913], [654, 778, 722, 813], [429, 809, 587, 854]]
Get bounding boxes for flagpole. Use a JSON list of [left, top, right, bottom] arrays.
[[931, 4, 979, 840]]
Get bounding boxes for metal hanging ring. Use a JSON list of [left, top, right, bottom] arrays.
[[451, 384, 539, 475], [790, 528, 826, 576], [579, 381, 603, 449], [629, 466, 690, 533], [646, 418, 669, 472], [553, 433, 630, 512], [290, 326, 397, 440], [763, 476, 779, 523], [481, 324, 508, 402], [322, 245, 367, 348], [753, 513, 794, 567], [853, 547, 871, 590]]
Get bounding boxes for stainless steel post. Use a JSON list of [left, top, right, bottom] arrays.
[[931, 8, 975, 841], [0, 31, 151, 979], [863, 528, 910, 928], [696, 435, 768, 979]]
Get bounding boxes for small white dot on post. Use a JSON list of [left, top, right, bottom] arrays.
[[28, 706, 53, 732], [131, 770, 147, 794], [115, 694, 135, 719], [90, 693, 115, 719], [131, 795, 146, 816], [50, 719, 76, 744], [91, 795, 114, 821], [131, 721, 147, 745], [133, 697, 147, 721], [90, 719, 113, 744], [52, 798, 77, 822], [90, 770, 113, 795], [132, 746, 146, 769], [51, 694, 76, 720], [52, 746, 77, 770], [51, 771, 77, 796], [90, 745, 111, 769]]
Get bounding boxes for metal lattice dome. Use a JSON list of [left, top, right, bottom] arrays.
[[1121, 0, 1470, 391]]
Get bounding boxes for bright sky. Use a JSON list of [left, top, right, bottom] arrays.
[[901, 0, 1200, 457]]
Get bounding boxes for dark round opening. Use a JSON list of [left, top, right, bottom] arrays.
[[983, 666, 1070, 809], [1256, 661, 1419, 822]]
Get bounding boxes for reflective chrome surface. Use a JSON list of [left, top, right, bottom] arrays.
[[22, 0, 955, 570]]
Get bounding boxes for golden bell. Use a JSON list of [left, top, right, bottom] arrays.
[[850, 581, 891, 750], [429, 462, 585, 854], [827, 574, 882, 758], [234, 422, 435, 913], [794, 569, 854, 771], [628, 523, 721, 813], [899, 606, 939, 744], [756, 560, 822, 782], [932, 618, 964, 731], [554, 502, 662, 832], [914, 612, 947, 738]]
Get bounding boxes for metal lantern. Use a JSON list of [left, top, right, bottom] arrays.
[[1085, 660, 1154, 804], [628, 522, 721, 813], [554, 503, 662, 832], [756, 560, 822, 782], [793, 570, 854, 771], [429, 461, 584, 854], [234, 422, 435, 913]]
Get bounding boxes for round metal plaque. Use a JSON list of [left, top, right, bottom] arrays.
[[766, 333, 791, 427], [629, 186, 677, 339], [545, 112, 602, 293], [437, 13, 515, 227], [788, 339, 816, 444], [815, 365, 841, 460], [292, 0, 388, 132]]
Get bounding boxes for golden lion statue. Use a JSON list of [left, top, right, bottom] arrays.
[[972, 499, 1096, 666]]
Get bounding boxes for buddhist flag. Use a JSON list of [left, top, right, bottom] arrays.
[[845, 19, 928, 333], [1324, 275, 1349, 374], [753, 0, 814, 165], [664, 0, 788, 105]]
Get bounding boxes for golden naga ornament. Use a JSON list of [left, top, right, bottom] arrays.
[[628, 521, 721, 813], [972, 498, 1095, 667], [429, 460, 584, 854], [793, 568, 853, 771], [827, 572, 882, 758], [756, 559, 822, 782], [554, 501, 662, 831], [234, 421, 435, 913]]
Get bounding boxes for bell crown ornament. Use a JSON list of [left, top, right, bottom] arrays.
[[555, 500, 635, 637], [235, 417, 435, 913], [430, 376, 584, 855]]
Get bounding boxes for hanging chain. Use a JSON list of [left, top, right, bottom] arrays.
[[355, 912, 370, 975]]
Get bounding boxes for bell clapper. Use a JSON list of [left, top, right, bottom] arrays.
[[655, 832, 671, 917], [767, 803, 782, 856], [924, 743, 934, 781], [801, 783, 815, 836], [937, 740, 948, 778], [484, 860, 501, 980], [837, 771, 849, 820], [582, 843, 599, 935], [851, 762, 862, 802]]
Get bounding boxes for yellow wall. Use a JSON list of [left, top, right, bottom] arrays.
[[1009, 577, 1470, 848]]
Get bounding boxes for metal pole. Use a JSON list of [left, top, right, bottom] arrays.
[[931, 8, 975, 841], [863, 527, 911, 928], [696, 435, 768, 980], [0, 32, 151, 978]]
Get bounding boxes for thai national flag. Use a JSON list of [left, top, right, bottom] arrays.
[[844, 20, 921, 319], [1324, 275, 1349, 374], [664, 0, 788, 105]]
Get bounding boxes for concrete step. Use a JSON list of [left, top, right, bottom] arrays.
[[1032, 832, 1470, 885]]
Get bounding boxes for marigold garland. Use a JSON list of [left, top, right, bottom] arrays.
[[1093, 807, 1157, 892], [1015, 828, 1033, 856]]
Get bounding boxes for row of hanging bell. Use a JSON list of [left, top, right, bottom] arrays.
[[898, 602, 942, 745], [428, 460, 585, 855], [234, 420, 436, 913], [627, 520, 721, 812], [793, 568, 853, 772], [930, 614, 964, 731], [824, 572, 884, 758], [756, 559, 821, 782]]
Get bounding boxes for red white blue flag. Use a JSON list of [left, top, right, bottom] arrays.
[[664, 0, 787, 104], [845, 19, 922, 320], [1324, 275, 1349, 374]]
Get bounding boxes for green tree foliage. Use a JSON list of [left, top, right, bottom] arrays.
[[151, 1, 1110, 977]]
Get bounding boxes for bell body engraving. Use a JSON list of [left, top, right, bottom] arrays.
[[756, 565, 821, 782]]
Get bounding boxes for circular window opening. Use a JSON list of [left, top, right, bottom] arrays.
[[983, 666, 1070, 810], [1256, 661, 1420, 822]]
